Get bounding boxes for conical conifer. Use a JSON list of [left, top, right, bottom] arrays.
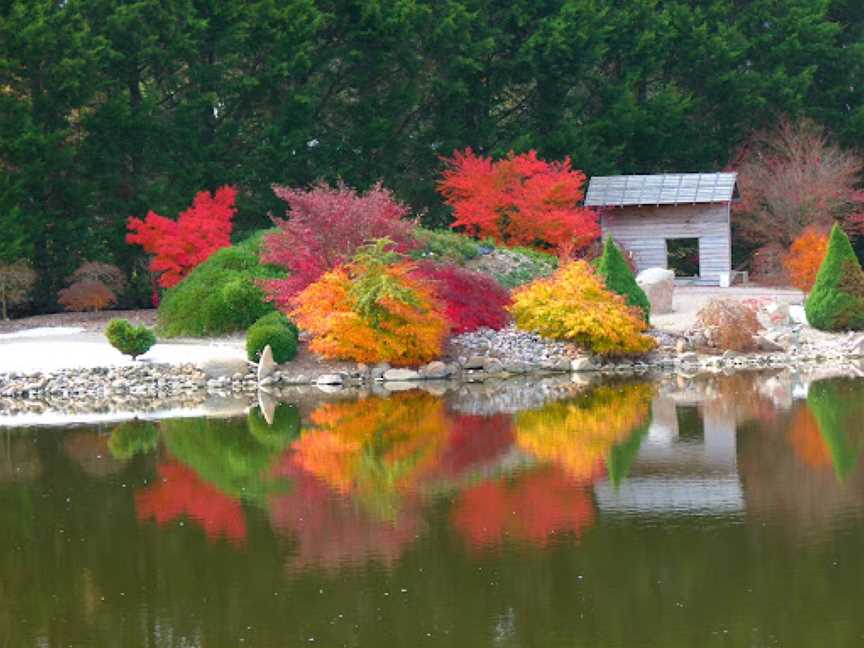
[[595, 237, 651, 321], [805, 223, 864, 330]]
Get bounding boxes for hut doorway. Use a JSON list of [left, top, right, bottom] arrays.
[[667, 238, 700, 277]]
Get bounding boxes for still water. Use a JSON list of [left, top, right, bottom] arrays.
[[2, 374, 864, 647]]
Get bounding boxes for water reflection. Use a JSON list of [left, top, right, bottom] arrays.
[[4, 374, 864, 647]]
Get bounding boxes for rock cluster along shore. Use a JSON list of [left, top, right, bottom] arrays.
[[3, 326, 864, 412]]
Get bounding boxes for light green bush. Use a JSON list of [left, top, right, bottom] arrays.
[[245, 314, 298, 363], [595, 237, 650, 321], [805, 223, 864, 330], [105, 318, 157, 359], [411, 228, 481, 265], [157, 230, 285, 337]]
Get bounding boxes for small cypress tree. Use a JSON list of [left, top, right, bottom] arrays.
[[805, 223, 864, 330], [595, 237, 651, 321]]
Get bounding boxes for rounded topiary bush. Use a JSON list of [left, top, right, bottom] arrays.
[[251, 310, 299, 338], [157, 230, 285, 337], [805, 224, 864, 331], [595, 237, 651, 321], [106, 318, 157, 359], [246, 316, 298, 363]]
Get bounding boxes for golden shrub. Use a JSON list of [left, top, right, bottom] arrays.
[[508, 260, 656, 356]]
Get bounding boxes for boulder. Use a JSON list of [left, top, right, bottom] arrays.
[[383, 368, 421, 381], [570, 356, 595, 372], [462, 356, 487, 370], [636, 267, 675, 314], [257, 346, 276, 381], [419, 361, 454, 380], [316, 373, 345, 386]]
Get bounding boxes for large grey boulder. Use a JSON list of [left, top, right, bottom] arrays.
[[636, 267, 675, 315]]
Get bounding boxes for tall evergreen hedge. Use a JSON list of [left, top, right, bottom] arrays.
[[595, 237, 651, 322], [805, 224, 864, 331]]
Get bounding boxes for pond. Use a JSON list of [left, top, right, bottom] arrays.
[[3, 373, 864, 647]]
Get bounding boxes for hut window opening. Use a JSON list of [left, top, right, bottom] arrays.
[[667, 238, 700, 277]]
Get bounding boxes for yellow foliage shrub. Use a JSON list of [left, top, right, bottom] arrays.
[[515, 383, 654, 480], [291, 259, 449, 365], [508, 260, 656, 355]]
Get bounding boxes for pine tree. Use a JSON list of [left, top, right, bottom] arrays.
[[595, 237, 651, 322], [805, 223, 864, 330]]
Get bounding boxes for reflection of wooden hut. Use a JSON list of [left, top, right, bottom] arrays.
[[585, 173, 738, 285]]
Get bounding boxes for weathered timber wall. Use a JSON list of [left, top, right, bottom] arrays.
[[600, 203, 731, 281]]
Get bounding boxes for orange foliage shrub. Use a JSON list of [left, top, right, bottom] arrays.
[[515, 383, 654, 480], [783, 228, 829, 292], [695, 298, 762, 351], [291, 244, 449, 365], [508, 260, 656, 356], [57, 280, 117, 312]]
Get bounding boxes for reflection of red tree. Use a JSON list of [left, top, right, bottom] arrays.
[[434, 414, 514, 478], [268, 452, 419, 570], [451, 466, 595, 549], [135, 461, 246, 544]]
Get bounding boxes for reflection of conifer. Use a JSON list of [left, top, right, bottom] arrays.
[[807, 379, 864, 481], [607, 416, 652, 487]]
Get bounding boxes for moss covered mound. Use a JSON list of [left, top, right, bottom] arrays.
[[595, 237, 650, 321], [805, 224, 864, 331], [157, 231, 285, 337]]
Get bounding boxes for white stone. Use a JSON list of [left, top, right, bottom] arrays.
[[570, 357, 595, 372], [257, 346, 276, 382], [383, 368, 421, 381], [316, 373, 344, 386], [636, 267, 675, 314], [420, 361, 454, 379]]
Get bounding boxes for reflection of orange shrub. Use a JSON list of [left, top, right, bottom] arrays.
[[784, 228, 829, 292], [515, 384, 653, 480], [452, 466, 595, 549], [292, 392, 451, 516], [788, 405, 831, 469]]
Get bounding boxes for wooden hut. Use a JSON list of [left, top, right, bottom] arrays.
[[585, 173, 739, 285]]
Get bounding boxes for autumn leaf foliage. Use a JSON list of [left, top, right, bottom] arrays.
[[58, 280, 117, 312], [508, 261, 656, 356], [783, 228, 829, 292], [291, 241, 449, 365], [412, 261, 510, 333], [438, 148, 600, 255], [127, 186, 238, 288], [261, 182, 416, 310]]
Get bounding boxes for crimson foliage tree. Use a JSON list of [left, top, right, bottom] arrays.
[[127, 186, 238, 289], [261, 182, 416, 310], [438, 149, 600, 255], [412, 261, 510, 333]]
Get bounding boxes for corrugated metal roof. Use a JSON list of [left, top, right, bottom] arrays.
[[584, 172, 738, 207]]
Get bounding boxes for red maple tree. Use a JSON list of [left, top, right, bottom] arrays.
[[261, 182, 417, 310], [438, 148, 599, 255], [412, 261, 511, 333], [126, 186, 238, 288]]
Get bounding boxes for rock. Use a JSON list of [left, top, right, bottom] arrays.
[[755, 300, 792, 328], [755, 335, 786, 352], [502, 361, 530, 374], [636, 267, 675, 314], [847, 335, 864, 358], [677, 352, 699, 364], [200, 356, 250, 379], [462, 356, 487, 370], [383, 368, 421, 381], [371, 363, 391, 381], [541, 357, 571, 372], [420, 361, 454, 380], [675, 339, 688, 354], [570, 357, 595, 372], [316, 373, 344, 386], [482, 358, 503, 374], [257, 346, 276, 381]]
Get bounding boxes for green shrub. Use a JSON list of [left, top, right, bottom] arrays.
[[105, 318, 157, 359], [247, 404, 301, 450], [251, 309, 299, 338], [412, 227, 480, 265], [805, 224, 864, 330], [157, 230, 285, 337], [246, 314, 298, 363], [595, 237, 651, 321]]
